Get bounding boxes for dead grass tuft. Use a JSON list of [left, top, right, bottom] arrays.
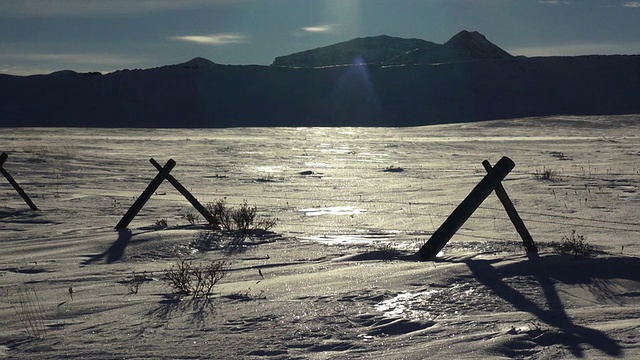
[[552, 229, 595, 257]]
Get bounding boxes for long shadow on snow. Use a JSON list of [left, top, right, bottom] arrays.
[[464, 253, 636, 358], [82, 229, 133, 264], [148, 294, 216, 329], [0, 207, 60, 225]]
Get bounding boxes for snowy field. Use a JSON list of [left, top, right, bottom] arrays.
[[1, 115, 640, 359]]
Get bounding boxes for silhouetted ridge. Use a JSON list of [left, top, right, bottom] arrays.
[[1, 30, 640, 128], [273, 30, 512, 68], [384, 30, 512, 65], [271, 35, 436, 68]]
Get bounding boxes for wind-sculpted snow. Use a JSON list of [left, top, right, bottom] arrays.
[[1, 115, 640, 358]]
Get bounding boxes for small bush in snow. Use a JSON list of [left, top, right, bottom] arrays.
[[553, 230, 594, 256], [185, 212, 200, 225], [205, 198, 276, 233], [534, 167, 560, 181], [163, 256, 228, 298], [154, 218, 168, 229], [6, 285, 48, 339]]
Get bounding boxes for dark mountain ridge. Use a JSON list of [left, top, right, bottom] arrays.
[[1, 31, 639, 128], [271, 34, 438, 68], [272, 30, 512, 68], [385, 30, 513, 65]]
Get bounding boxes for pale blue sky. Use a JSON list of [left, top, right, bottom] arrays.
[[1, 0, 639, 75]]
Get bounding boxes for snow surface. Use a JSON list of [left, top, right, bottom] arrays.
[[1, 115, 640, 359]]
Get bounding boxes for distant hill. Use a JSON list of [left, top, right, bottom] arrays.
[[271, 30, 512, 68], [1, 31, 640, 128], [385, 30, 513, 65], [271, 35, 438, 67]]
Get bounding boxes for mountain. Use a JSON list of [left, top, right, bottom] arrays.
[[385, 30, 513, 65], [272, 30, 512, 68], [445, 30, 513, 60], [271, 35, 437, 68], [1, 31, 640, 128], [163, 57, 219, 70]]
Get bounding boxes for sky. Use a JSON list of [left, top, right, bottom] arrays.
[[1, 0, 640, 76]]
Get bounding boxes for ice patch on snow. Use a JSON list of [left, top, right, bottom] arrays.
[[299, 206, 366, 216], [375, 290, 442, 319], [300, 233, 393, 246]]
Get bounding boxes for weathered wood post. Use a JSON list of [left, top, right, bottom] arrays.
[[482, 160, 537, 253], [114, 159, 176, 230], [149, 158, 216, 225], [418, 156, 515, 261], [0, 152, 39, 211]]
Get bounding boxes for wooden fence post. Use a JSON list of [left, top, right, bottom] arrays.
[[418, 156, 515, 261], [482, 160, 537, 253], [0, 153, 39, 211], [114, 159, 176, 230], [149, 158, 216, 225]]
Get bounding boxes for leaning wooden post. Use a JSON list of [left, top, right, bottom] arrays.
[[149, 158, 216, 225], [482, 160, 537, 253], [0, 153, 39, 211], [418, 156, 515, 261], [114, 159, 176, 230]]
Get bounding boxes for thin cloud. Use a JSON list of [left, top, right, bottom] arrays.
[[302, 24, 339, 33], [538, 1, 570, 4], [623, 2, 640, 7], [170, 33, 247, 45]]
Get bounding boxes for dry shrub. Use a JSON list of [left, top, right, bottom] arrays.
[[163, 256, 228, 298], [155, 218, 168, 229], [534, 167, 560, 181], [6, 285, 48, 338], [123, 271, 153, 295], [375, 242, 400, 259], [185, 212, 200, 225], [205, 198, 276, 233], [553, 230, 595, 256]]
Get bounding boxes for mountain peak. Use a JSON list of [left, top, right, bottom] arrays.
[[445, 30, 488, 45], [180, 57, 217, 69], [444, 30, 512, 60]]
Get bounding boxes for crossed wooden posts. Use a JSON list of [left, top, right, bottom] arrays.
[[0, 152, 38, 211], [5, 151, 535, 253], [114, 158, 215, 230], [418, 156, 537, 261]]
